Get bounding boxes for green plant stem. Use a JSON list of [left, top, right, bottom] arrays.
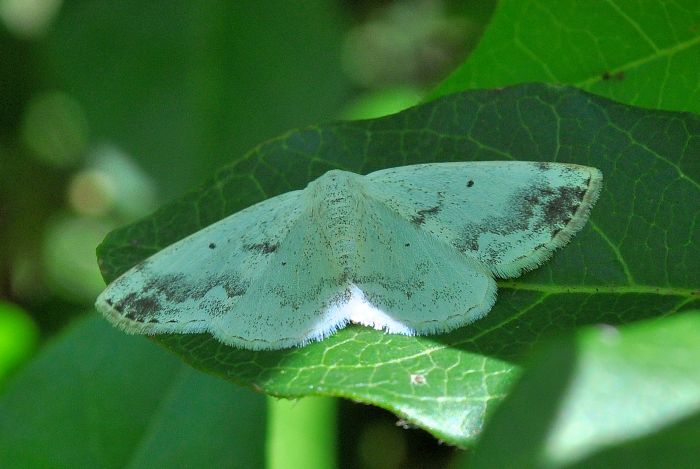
[[266, 396, 337, 469]]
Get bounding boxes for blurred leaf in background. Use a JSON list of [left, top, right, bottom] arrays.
[[0, 315, 266, 468], [341, 0, 483, 89], [40, 1, 351, 198], [341, 0, 496, 119], [470, 312, 700, 469]]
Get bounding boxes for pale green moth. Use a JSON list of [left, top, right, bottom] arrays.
[[96, 162, 602, 350]]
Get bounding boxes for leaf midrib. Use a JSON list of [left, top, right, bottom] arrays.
[[575, 33, 700, 88], [499, 282, 698, 297]]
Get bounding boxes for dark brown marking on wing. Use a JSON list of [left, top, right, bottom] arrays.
[[411, 205, 442, 225], [455, 176, 588, 260], [543, 186, 586, 226], [245, 241, 279, 254]]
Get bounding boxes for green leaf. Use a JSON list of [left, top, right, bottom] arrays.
[[431, 0, 700, 114], [470, 312, 700, 469], [97, 83, 700, 447], [0, 315, 266, 468]]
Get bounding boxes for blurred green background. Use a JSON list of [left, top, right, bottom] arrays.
[[0, 1, 495, 467]]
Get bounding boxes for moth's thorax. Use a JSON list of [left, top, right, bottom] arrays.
[[308, 170, 365, 270]]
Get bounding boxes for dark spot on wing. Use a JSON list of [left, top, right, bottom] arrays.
[[116, 293, 160, 320], [409, 190, 446, 226], [467, 180, 474, 187], [245, 241, 279, 254], [404, 243, 410, 247], [543, 186, 586, 226], [461, 237, 479, 252], [144, 273, 191, 302], [105, 298, 113, 306], [222, 276, 247, 298], [411, 206, 442, 225], [115, 291, 139, 313], [135, 296, 160, 314], [209, 243, 216, 249]]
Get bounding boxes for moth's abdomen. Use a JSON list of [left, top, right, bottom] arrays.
[[309, 170, 364, 273]]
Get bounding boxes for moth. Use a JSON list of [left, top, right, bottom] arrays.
[[96, 162, 602, 350]]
